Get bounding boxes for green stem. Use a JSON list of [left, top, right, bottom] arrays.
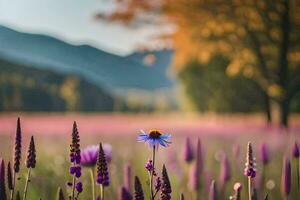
[[23, 168, 31, 200], [71, 174, 76, 200], [297, 158, 300, 191], [248, 177, 252, 200], [10, 172, 16, 200], [149, 146, 156, 200], [100, 184, 104, 200], [90, 168, 96, 200]]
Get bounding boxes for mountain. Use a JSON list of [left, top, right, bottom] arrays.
[[0, 25, 174, 95]]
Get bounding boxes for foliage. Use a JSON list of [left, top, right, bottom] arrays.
[[0, 59, 114, 112], [178, 55, 265, 113]]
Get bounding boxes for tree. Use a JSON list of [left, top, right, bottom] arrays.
[[103, 0, 300, 127]]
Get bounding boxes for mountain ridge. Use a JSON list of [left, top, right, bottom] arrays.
[[0, 25, 174, 94]]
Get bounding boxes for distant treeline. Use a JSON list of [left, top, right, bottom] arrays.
[[179, 55, 300, 113], [0, 59, 114, 112]]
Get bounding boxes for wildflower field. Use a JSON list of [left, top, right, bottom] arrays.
[[0, 114, 300, 200]]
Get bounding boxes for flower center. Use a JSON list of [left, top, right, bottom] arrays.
[[148, 129, 162, 139]]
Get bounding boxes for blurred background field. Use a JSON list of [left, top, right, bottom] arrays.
[[1, 0, 300, 199], [0, 114, 300, 199]]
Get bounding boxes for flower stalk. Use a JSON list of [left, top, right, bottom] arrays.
[[149, 146, 156, 200], [90, 168, 96, 200], [12, 118, 22, 200], [244, 142, 256, 200], [23, 136, 36, 200]]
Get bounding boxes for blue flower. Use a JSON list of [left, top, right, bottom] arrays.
[[137, 129, 171, 147]]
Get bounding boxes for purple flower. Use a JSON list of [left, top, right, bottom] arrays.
[[292, 142, 299, 158], [244, 142, 256, 178], [259, 143, 270, 165], [183, 137, 194, 163], [281, 157, 291, 197], [195, 139, 204, 174], [134, 176, 144, 200], [118, 186, 132, 200], [145, 159, 153, 172], [137, 129, 171, 148], [14, 118, 22, 173], [219, 154, 230, 186], [70, 122, 81, 165], [81, 144, 112, 167], [0, 159, 7, 200], [154, 176, 161, 191], [188, 138, 203, 191], [160, 165, 171, 200], [7, 162, 13, 190], [96, 143, 110, 186], [66, 182, 73, 187], [76, 182, 83, 193], [26, 136, 36, 169]]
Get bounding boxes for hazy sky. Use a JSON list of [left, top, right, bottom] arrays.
[[0, 0, 165, 55]]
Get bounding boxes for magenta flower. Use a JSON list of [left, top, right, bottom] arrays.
[[183, 137, 194, 163], [259, 143, 270, 165], [281, 157, 291, 197], [219, 154, 230, 186], [81, 144, 112, 167], [292, 142, 299, 158]]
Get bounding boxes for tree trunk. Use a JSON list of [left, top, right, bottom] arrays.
[[279, 99, 290, 128], [264, 93, 272, 125]]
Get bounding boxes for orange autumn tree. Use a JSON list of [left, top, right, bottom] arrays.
[[102, 0, 300, 128]]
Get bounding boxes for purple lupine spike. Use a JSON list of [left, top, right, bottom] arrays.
[[155, 176, 162, 192], [281, 157, 291, 197], [188, 138, 203, 191], [292, 142, 299, 158], [7, 162, 13, 190], [96, 143, 109, 186], [196, 138, 204, 173], [209, 180, 218, 200], [118, 186, 132, 200], [124, 163, 132, 193], [244, 142, 256, 178], [0, 159, 7, 200], [70, 122, 81, 164], [160, 165, 171, 200], [183, 137, 194, 163], [259, 143, 270, 165], [134, 176, 144, 200], [14, 117, 22, 173], [219, 154, 230, 186], [26, 136, 36, 169]]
